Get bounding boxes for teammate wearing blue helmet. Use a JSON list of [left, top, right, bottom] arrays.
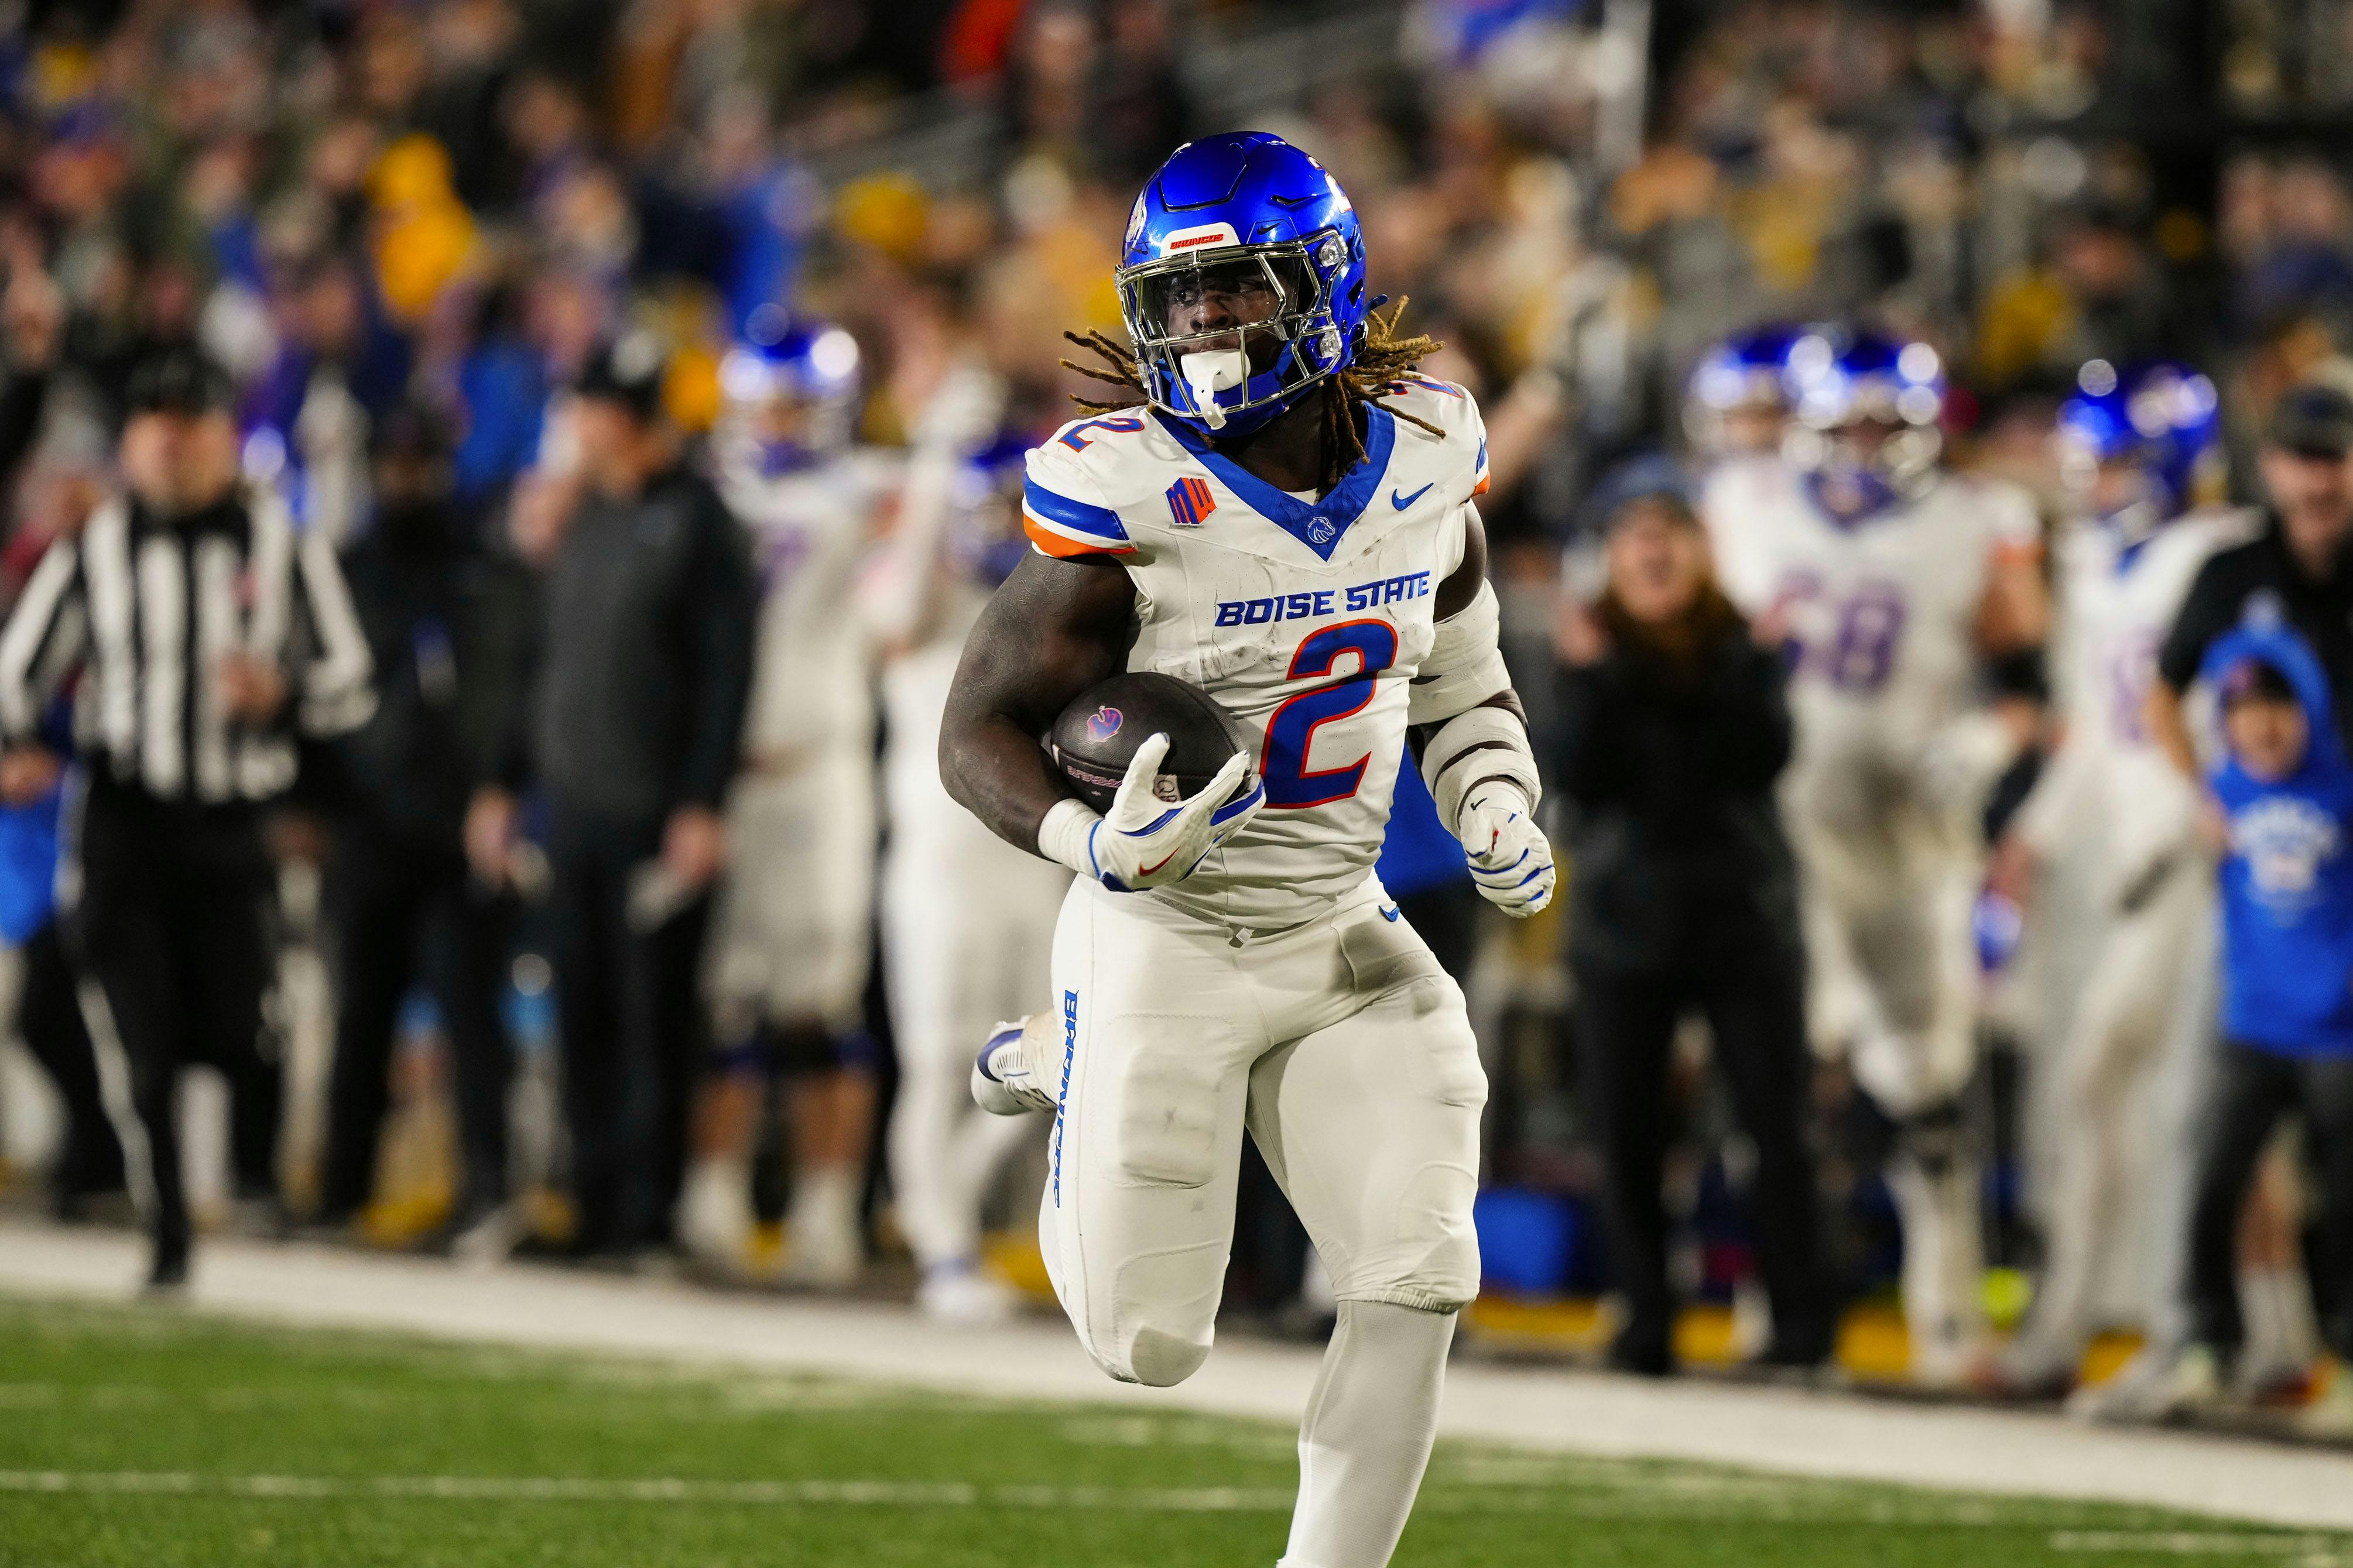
[[1688, 323, 1803, 616], [943, 132, 1552, 1567], [1992, 361, 2255, 1397], [677, 304, 890, 1289], [1701, 322, 2051, 1387], [1686, 323, 1801, 458]]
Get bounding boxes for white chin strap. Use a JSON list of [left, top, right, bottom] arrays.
[[1180, 349, 1248, 431]]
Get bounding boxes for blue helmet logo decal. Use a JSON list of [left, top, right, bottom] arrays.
[[1112, 132, 1369, 440], [1086, 706, 1124, 744]]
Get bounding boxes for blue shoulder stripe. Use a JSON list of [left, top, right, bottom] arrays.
[[1024, 476, 1130, 543]]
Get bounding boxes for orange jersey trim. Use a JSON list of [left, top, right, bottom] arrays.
[[1024, 512, 1135, 558]]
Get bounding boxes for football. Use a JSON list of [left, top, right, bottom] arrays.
[[1049, 671, 1253, 814]]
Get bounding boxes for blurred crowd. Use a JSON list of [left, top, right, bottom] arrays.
[[1, 0, 2352, 1437]]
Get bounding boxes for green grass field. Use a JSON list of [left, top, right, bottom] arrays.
[[1, 1295, 2347, 1568]]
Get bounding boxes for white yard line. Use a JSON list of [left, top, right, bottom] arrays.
[[0, 1470, 1298, 1511], [4, 1220, 2351, 1530], [2050, 1531, 2352, 1566]]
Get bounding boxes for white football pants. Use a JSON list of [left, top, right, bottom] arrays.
[[2015, 855, 2212, 1374], [1041, 876, 1482, 1567], [1786, 763, 1986, 1380]]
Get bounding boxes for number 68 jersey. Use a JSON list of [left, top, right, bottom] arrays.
[[1020, 380, 1491, 932], [1705, 458, 2040, 763]]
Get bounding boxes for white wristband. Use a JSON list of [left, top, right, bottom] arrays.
[[1037, 797, 1105, 881]]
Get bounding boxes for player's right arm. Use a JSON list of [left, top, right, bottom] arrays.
[[939, 549, 1135, 851], [941, 550, 1262, 890]]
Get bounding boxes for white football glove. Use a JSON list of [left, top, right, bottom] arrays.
[[1039, 733, 1265, 892], [1457, 784, 1556, 917]]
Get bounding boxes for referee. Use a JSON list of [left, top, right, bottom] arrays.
[[0, 349, 375, 1288]]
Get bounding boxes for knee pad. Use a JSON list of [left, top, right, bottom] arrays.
[[1084, 1244, 1225, 1387], [1115, 1326, 1212, 1389]]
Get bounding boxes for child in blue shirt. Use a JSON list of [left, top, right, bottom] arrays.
[[2159, 623, 2353, 1425]]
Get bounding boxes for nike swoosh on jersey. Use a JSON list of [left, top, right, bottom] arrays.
[[1379, 903, 1401, 922], [1390, 483, 1433, 510]]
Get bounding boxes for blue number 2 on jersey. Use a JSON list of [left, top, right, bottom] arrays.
[[1262, 619, 1399, 808]]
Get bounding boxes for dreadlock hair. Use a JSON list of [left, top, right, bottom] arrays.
[[1060, 297, 1447, 493]]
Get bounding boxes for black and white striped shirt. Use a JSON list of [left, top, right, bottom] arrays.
[[0, 486, 375, 803]]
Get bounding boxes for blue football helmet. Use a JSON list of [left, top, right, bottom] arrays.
[[1114, 132, 1369, 438], [717, 303, 861, 476], [947, 430, 1033, 588], [1783, 325, 1947, 499], [1684, 323, 1801, 455], [2056, 359, 2222, 524]]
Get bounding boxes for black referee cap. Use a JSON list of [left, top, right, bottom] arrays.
[[125, 348, 233, 418]]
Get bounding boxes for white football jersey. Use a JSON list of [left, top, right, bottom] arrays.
[[721, 453, 890, 762], [1697, 450, 1791, 615], [877, 567, 1000, 869], [2050, 506, 2253, 765], [2022, 505, 2256, 864], [1708, 459, 2040, 763], [1020, 380, 1491, 931]]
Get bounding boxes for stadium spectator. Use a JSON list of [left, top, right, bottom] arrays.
[[1554, 462, 1830, 1377], [478, 337, 757, 1261], [314, 403, 532, 1248], [0, 269, 117, 1222], [2090, 630, 2353, 1432], [0, 348, 375, 1289], [0, 725, 119, 1220]]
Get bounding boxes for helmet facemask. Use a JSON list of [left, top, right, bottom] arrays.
[[1116, 234, 1350, 434]]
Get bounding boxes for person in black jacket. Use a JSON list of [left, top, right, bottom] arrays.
[[1557, 465, 1829, 1376], [316, 404, 533, 1246], [471, 337, 759, 1260]]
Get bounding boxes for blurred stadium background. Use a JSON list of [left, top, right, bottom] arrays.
[[3, 0, 2353, 1563]]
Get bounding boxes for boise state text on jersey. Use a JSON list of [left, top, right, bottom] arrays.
[[1017, 379, 1489, 929], [1213, 572, 1434, 627]]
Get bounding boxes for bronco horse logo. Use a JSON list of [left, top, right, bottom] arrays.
[[1086, 706, 1124, 744]]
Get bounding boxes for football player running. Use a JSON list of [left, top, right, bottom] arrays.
[[677, 311, 887, 1287], [1992, 362, 2251, 1395], [1707, 328, 2050, 1387], [940, 132, 1551, 1568]]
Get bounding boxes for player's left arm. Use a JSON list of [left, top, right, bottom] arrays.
[[1406, 505, 1554, 918]]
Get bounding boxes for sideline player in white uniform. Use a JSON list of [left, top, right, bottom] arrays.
[[677, 310, 886, 1286], [1687, 323, 1801, 612], [941, 133, 1553, 1568], [865, 380, 1071, 1325], [1994, 362, 2251, 1392], [1705, 328, 2050, 1387]]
